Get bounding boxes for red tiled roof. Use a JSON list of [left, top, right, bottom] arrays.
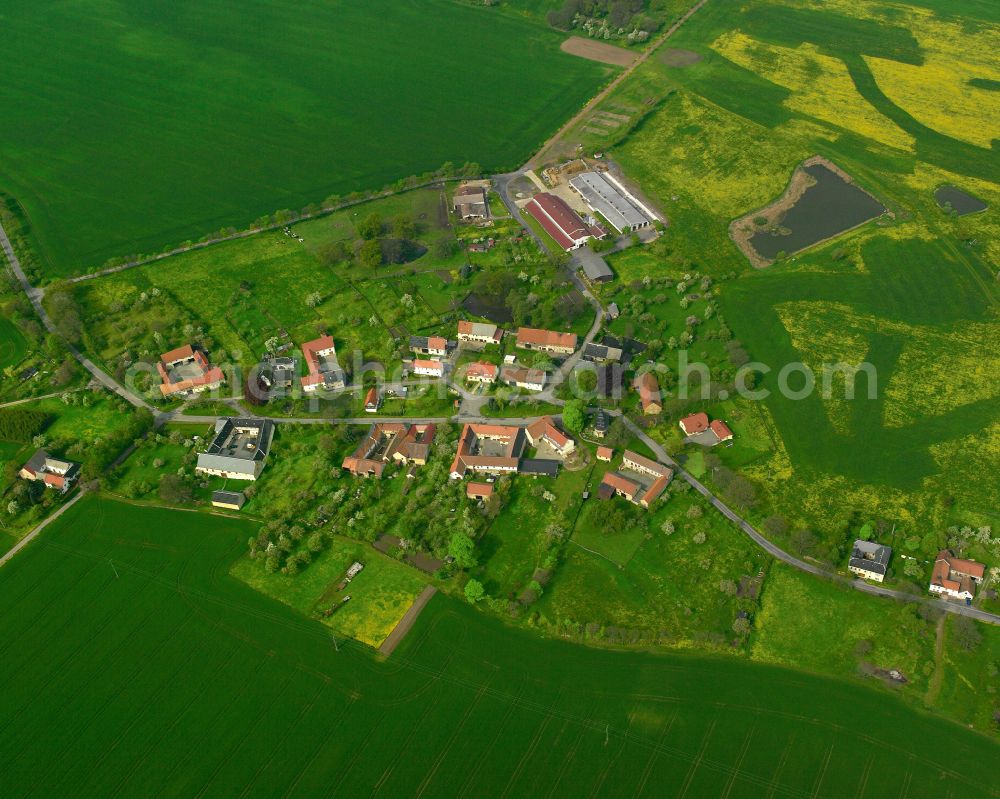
[[635, 372, 661, 412], [160, 344, 195, 364], [413, 359, 444, 373], [710, 420, 733, 440], [525, 193, 601, 250], [427, 336, 447, 350], [601, 472, 639, 499], [466, 362, 498, 380], [597, 446, 613, 461], [679, 412, 709, 435], [301, 335, 336, 376], [525, 416, 570, 449], [516, 327, 577, 350], [467, 482, 494, 499], [364, 387, 379, 407], [450, 423, 522, 476]]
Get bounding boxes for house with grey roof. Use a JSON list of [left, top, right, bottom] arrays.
[[196, 418, 275, 481], [848, 540, 892, 583]]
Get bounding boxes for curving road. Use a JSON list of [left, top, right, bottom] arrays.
[[0, 221, 152, 410], [618, 416, 1000, 626]]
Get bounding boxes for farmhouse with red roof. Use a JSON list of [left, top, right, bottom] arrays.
[[300, 335, 346, 392], [634, 371, 662, 415], [679, 412, 734, 447], [525, 416, 575, 459], [342, 423, 436, 478], [464, 362, 498, 384], [929, 550, 986, 600], [157, 344, 225, 397], [449, 423, 525, 478], [525, 192, 605, 251], [515, 327, 577, 355], [19, 449, 80, 493], [599, 449, 672, 509]]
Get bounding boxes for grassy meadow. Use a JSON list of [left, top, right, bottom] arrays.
[[565, 0, 1000, 547], [1, 0, 611, 278], [1, 494, 999, 797]]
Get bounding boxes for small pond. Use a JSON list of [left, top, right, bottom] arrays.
[[934, 185, 988, 216], [750, 164, 885, 260]]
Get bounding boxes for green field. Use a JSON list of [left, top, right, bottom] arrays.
[[0, 0, 610, 278], [0, 318, 28, 371], [1, 495, 998, 797]]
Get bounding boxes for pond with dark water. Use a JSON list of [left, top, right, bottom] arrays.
[[750, 164, 885, 260], [934, 185, 988, 216]]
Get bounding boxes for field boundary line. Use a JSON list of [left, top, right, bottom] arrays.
[[379, 585, 438, 657]]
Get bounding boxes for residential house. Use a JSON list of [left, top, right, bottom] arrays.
[[259, 356, 297, 391], [211, 491, 246, 511], [500, 365, 546, 392], [582, 342, 623, 364], [515, 327, 577, 355], [342, 423, 436, 478], [524, 192, 606, 251], [457, 320, 503, 345], [449, 424, 525, 478], [195, 418, 274, 481], [525, 416, 575, 458], [465, 362, 498, 384], [600, 450, 673, 508], [157, 344, 225, 397], [19, 450, 80, 493], [679, 413, 734, 446], [848, 540, 892, 583], [597, 446, 613, 462], [453, 185, 489, 219], [300, 335, 346, 392], [929, 550, 986, 600], [412, 359, 446, 378], [634, 372, 662, 415], [568, 171, 654, 234], [364, 387, 381, 413], [409, 335, 450, 358], [467, 482, 494, 500]]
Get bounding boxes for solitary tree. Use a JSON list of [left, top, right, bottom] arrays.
[[357, 213, 382, 240], [562, 400, 585, 434], [448, 532, 477, 569], [464, 579, 486, 604]]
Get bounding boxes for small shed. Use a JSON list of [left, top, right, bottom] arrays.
[[575, 246, 614, 283], [212, 490, 246, 511], [597, 446, 613, 462]]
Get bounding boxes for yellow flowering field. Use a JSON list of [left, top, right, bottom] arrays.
[[711, 30, 914, 151]]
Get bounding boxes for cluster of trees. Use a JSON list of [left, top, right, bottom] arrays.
[[0, 408, 51, 442], [546, 0, 662, 39]]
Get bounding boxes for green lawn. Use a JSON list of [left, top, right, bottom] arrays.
[[0, 317, 28, 371], [1, 0, 611, 277], [232, 535, 429, 647], [3, 494, 998, 796]]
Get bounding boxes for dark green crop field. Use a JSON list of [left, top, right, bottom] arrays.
[[1, 495, 998, 797], [0, 0, 609, 277]]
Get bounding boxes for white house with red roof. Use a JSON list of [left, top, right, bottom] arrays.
[[300, 335, 346, 392], [19, 449, 80, 493], [929, 550, 986, 600], [525, 416, 575, 459], [157, 344, 225, 397], [457, 321, 503, 345], [515, 327, 578, 355], [412, 359, 446, 378], [465, 362, 498, 384], [679, 412, 734, 446]]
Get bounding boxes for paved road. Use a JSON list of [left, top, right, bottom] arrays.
[[0, 220, 152, 410], [0, 490, 86, 569]]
